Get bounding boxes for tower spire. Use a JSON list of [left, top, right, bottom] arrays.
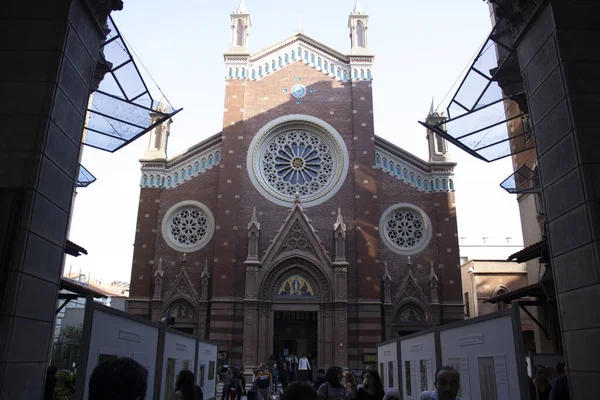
[[227, 0, 251, 53], [352, 0, 364, 14], [235, 0, 247, 13], [348, 0, 369, 54]]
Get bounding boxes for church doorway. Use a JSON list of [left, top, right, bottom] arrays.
[[273, 311, 318, 374]]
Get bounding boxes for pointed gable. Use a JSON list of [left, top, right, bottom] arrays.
[[261, 199, 332, 267], [164, 255, 200, 306], [393, 257, 428, 305]]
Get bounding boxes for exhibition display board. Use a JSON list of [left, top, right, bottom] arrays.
[[438, 308, 529, 400], [75, 301, 160, 400], [197, 339, 218, 400], [398, 328, 439, 400], [75, 300, 219, 400], [376, 339, 400, 390]]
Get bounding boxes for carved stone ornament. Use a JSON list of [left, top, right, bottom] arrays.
[[177, 282, 188, 294]]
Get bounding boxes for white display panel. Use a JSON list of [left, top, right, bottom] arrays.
[[82, 307, 160, 400], [439, 312, 521, 400], [160, 331, 197, 400], [377, 339, 398, 390], [197, 340, 218, 400], [399, 331, 436, 400]]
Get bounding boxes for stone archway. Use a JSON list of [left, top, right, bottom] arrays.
[[242, 256, 347, 370], [393, 300, 431, 338], [162, 299, 198, 335]]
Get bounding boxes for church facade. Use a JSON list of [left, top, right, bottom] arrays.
[[127, 1, 463, 371]]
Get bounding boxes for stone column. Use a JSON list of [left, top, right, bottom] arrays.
[[505, 0, 600, 395], [0, 0, 120, 397]]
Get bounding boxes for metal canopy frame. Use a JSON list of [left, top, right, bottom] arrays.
[[84, 16, 182, 153], [76, 164, 96, 188], [500, 164, 540, 194], [419, 25, 533, 163]]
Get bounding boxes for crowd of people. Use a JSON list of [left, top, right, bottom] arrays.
[[78, 355, 570, 400]]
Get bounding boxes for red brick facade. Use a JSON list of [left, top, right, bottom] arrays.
[[128, 36, 462, 371]]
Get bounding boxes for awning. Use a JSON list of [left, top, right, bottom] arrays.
[[485, 282, 544, 304], [64, 240, 88, 257], [500, 164, 540, 194], [507, 239, 548, 264], [419, 24, 533, 162], [76, 164, 96, 188], [59, 277, 106, 299], [83, 16, 182, 152]]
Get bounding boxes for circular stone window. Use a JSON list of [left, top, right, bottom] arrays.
[[379, 203, 432, 255], [161, 200, 215, 253], [247, 115, 349, 207]]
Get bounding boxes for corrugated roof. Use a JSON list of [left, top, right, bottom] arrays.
[[59, 277, 107, 298]]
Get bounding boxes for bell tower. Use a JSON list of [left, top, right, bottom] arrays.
[[228, 0, 251, 54], [141, 97, 171, 161], [425, 99, 451, 163], [348, 0, 369, 55]]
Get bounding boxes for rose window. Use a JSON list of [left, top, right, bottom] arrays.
[[380, 204, 432, 255], [248, 117, 349, 207], [261, 130, 335, 199], [169, 208, 208, 245]]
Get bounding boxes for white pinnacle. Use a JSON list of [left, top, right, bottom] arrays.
[[235, 0, 248, 13], [352, 0, 364, 14]]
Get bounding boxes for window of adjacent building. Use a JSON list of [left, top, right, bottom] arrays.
[[464, 292, 470, 317]]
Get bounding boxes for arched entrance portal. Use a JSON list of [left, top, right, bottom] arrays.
[[242, 256, 348, 370]]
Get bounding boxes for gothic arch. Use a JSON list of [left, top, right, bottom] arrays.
[[393, 299, 431, 326], [492, 285, 510, 297], [161, 297, 198, 321]]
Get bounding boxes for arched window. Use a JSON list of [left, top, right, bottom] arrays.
[[435, 179, 440, 190], [291, 51, 295, 60], [285, 54, 289, 63], [167, 177, 171, 188], [188, 166, 192, 176], [360, 69, 365, 79], [403, 169, 408, 180], [251, 70, 256, 79], [353, 69, 358, 79], [208, 155, 213, 166], [324, 61, 328, 71], [310, 54, 315, 65], [258, 67, 262, 76], [356, 21, 365, 47], [181, 170, 185, 180], [142, 175, 147, 186], [271, 60, 275, 70], [201, 159, 206, 169], [265, 63, 269, 73], [236, 20, 244, 46], [442, 179, 448, 190], [396, 166, 401, 176], [424, 180, 429, 191], [161, 176, 165, 187], [195, 163, 199, 173], [297, 47, 302, 58], [343, 71, 348, 80], [367, 69, 372, 80], [493, 287, 510, 311], [449, 179, 455, 191], [235, 68, 239, 78], [278, 57, 282, 67], [215, 152, 220, 162], [317, 57, 321, 67], [228, 68, 232, 78], [382, 158, 388, 169], [304, 51, 308, 60], [174, 174, 178, 184], [389, 161, 394, 172], [149, 175, 154, 186], [410, 173, 415, 184], [375, 154, 380, 166], [337, 68, 341, 78], [241, 68, 246, 78], [330, 64, 334, 74], [417, 176, 422, 187]]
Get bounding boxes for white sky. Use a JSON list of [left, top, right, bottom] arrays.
[[67, 0, 524, 282]]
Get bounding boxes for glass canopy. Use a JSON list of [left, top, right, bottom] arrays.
[[83, 16, 182, 152], [76, 164, 96, 188]]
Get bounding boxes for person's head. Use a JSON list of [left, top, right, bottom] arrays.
[[534, 375, 548, 386], [260, 363, 267, 371], [344, 372, 357, 387], [535, 364, 546, 378], [281, 381, 318, 400], [325, 366, 344, 387], [176, 370, 195, 388], [274, 363, 278, 369], [89, 357, 148, 400], [382, 388, 401, 400], [420, 391, 434, 400], [283, 363, 288, 370], [363, 369, 383, 392], [434, 366, 460, 400], [318, 368, 326, 375]]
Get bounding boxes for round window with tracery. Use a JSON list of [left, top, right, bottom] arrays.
[[380, 204, 432, 255], [161, 201, 215, 252], [248, 116, 349, 207]]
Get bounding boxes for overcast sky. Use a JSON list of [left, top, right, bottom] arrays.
[[67, 0, 523, 282]]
